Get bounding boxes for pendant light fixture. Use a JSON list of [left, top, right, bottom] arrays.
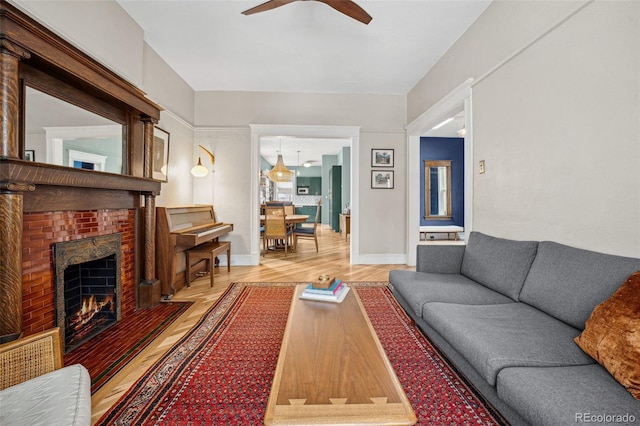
[[267, 138, 294, 182]]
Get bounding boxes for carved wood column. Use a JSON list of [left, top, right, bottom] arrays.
[[0, 40, 31, 342], [138, 118, 161, 308]]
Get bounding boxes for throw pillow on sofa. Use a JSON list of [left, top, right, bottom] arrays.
[[574, 270, 640, 400]]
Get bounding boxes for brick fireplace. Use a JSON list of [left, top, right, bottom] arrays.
[[22, 210, 137, 342], [52, 233, 123, 351]]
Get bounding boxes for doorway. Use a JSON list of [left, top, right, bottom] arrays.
[[249, 125, 360, 265], [406, 79, 474, 266]]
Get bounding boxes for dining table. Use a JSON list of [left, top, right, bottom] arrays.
[[259, 214, 310, 225]]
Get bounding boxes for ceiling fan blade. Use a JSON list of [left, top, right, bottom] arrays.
[[241, 0, 298, 16], [318, 0, 372, 24]]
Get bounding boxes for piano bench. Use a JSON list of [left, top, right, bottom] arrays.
[[185, 241, 231, 288]]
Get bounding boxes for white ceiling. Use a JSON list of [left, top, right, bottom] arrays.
[[117, 0, 491, 94], [117, 0, 486, 165]]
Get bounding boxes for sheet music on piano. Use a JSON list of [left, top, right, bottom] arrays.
[[156, 205, 233, 297]]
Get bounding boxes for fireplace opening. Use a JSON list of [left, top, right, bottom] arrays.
[[64, 255, 118, 351], [53, 233, 122, 353]]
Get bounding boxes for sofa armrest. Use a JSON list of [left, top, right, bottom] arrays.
[[0, 327, 63, 391], [416, 245, 465, 274]]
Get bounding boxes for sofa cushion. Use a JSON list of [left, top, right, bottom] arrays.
[[0, 364, 91, 426], [389, 270, 513, 316], [574, 270, 640, 399], [519, 241, 640, 329], [422, 302, 594, 385], [460, 232, 538, 300], [497, 365, 640, 426], [416, 245, 466, 274]]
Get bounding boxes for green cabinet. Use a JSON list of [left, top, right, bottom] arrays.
[[297, 177, 321, 195], [309, 177, 321, 195], [297, 177, 310, 189]]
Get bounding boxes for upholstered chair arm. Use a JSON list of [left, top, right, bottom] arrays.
[[0, 327, 63, 391]]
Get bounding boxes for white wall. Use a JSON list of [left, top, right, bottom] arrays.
[[142, 43, 196, 207], [195, 128, 252, 263], [358, 130, 406, 259], [195, 91, 405, 128], [142, 44, 195, 125], [195, 91, 407, 263], [407, 0, 587, 123], [408, 0, 640, 257]]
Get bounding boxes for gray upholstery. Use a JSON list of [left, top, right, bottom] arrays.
[[460, 232, 538, 300], [422, 302, 594, 385], [391, 288, 530, 426], [520, 241, 640, 329], [497, 365, 640, 426], [390, 269, 513, 316], [390, 234, 640, 424], [416, 244, 466, 274], [0, 364, 91, 426]]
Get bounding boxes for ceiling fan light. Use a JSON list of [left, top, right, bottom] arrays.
[[303, 162, 311, 167]]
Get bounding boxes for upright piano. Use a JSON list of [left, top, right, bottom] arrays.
[[156, 205, 233, 297]]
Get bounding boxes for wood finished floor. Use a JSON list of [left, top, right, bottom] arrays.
[[91, 224, 414, 424]]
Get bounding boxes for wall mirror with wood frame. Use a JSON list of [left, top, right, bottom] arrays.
[[425, 160, 452, 219], [24, 86, 125, 174]]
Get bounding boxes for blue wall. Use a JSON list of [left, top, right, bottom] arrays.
[[420, 137, 464, 227]]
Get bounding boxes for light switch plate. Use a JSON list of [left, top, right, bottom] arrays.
[[479, 160, 485, 174]]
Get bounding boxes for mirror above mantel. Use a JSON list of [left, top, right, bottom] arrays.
[[25, 86, 125, 173], [425, 160, 452, 220]]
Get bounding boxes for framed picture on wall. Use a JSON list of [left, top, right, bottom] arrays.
[[152, 126, 170, 182], [371, 170, 394, 189], [25, 150, 35, 161], [371, 149, 394, 167]]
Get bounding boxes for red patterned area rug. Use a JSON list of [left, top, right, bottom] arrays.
[[97, 283, 508, 425], [64, 301, 192, 394]]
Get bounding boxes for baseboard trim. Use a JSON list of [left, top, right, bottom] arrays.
[[218, 254, 253, 266], [354, 253, 407, 265]]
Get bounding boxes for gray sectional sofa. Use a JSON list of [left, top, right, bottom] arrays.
[[390, 232, 640, 426]]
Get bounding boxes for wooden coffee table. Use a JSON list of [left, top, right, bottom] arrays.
[[264, 284, 416, 425]]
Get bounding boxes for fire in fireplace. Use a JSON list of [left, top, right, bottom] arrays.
[[53, 234, 122, 352], [63, 255, 118, 350]]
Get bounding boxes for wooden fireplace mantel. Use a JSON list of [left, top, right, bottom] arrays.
[[0, 0, 163, 342]]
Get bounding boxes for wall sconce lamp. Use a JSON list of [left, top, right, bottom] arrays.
[[191, 145, 215, 177]]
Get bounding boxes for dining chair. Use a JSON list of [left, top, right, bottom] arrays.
[[293, 201, 320, 253], [263, 205, 293, 257]]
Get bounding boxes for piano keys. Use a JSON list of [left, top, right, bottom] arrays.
[[156, 205, 233, 297]]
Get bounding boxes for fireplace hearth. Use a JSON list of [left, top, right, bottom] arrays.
[[53, 234, 122, 352]]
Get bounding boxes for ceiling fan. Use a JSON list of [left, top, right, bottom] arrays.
[[241, 0, 372, 25]]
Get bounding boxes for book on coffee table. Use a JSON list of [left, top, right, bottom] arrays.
[[300, 284, 350, 303]]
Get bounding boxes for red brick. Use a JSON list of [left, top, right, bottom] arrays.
[[22, 208, 137, 335]]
